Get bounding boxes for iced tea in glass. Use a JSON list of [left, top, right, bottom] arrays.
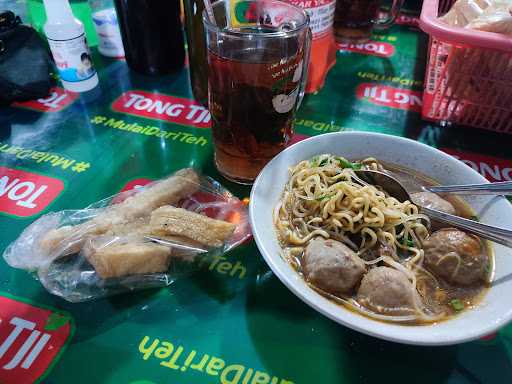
[[203, 0, 311, 184]]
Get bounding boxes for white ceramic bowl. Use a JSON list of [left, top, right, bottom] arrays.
[[249, 132, 512, 346]]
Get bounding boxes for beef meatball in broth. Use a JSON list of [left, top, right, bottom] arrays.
[[303, 238, 366, 295], [423, 228, 488, 285], [411, 192, 456, 215], [357, 267, 418, 316]]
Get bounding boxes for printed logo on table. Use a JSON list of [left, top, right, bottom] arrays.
[[111, 90, 211, 128], [338, 41, 395, 58], [395, 14, 420, 27], [356, 83, 422, 112], [442, 148, 512, 182], [0, 167, 65, 217], [0, 294, 74, 384], [377, 11, 419, 28], [13, 87, 78, 113]]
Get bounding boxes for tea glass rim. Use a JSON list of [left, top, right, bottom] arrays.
[[202, 0, 310, 39]]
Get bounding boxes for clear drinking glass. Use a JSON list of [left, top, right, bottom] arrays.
[[203, 0, 311, 184], [333, 0, 405, 43]]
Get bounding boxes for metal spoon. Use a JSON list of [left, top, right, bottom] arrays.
[[354, 169, 512, 248], [425, 181, 512, 195]]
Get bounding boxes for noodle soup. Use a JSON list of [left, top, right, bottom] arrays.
[[274, 154, 493, 325]]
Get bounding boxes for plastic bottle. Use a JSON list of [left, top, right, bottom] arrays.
[[43, 0, 99, 92], [183, 0, 208, 105], [28, 0, 98, 46], [89, 0, 124, 58]]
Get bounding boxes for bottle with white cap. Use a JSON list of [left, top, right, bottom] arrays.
[[43, 0, 99, 92]]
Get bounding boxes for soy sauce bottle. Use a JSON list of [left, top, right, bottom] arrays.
[[114, 0, 185, 75], [183, 0, 208, 105]]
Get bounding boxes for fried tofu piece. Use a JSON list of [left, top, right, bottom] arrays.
[[83, 239, 172, 279], [40, 168, 200, 254], [149, 206, 236, 248], [107, 217, 151, 236], [39, 225, 80, 254], [120, 168, 200, 218], [40, 221, 104, 255]]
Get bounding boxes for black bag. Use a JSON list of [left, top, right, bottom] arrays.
[[0, 10, 53, 106]]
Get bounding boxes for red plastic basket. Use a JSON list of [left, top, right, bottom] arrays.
[[419, 0, 512, 134]]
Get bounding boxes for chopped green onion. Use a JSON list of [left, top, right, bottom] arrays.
[[319, 158, 329, 166], [336, 157, 362, 170], [450, 299, 465, 311], [485, 263, 491, 274], [315, 193, 335, 202], [401, 236, 414, 248], [470, 215, 479, 222], [336, 157, 352, 168]]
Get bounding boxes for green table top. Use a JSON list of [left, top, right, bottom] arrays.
[[1, 4, 512, 384]]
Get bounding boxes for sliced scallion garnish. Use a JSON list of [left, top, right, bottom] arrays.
[[450, 299, 465, 311]]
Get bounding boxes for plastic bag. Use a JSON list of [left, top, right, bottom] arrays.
[[3, 168, 251, 302], [439, 0, 512, 36]]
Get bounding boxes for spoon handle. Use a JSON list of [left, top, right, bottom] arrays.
[[425, 181, 512, 195], [421, 206, 512, 248]]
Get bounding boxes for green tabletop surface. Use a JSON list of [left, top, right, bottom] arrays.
[[1, 2, 512, 384]]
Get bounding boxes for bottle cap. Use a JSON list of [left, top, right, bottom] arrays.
[[43, 0, 75, 24]]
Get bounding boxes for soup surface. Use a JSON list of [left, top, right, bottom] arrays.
[[274, 155, 493, 325]]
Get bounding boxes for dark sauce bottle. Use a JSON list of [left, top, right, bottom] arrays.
[[114, 0, 185, 75]]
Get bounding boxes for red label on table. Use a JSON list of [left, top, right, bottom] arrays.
[[442, 148, 512, 182], [119, 178, 153, 193], [289, 133, 310, 145], [0, 295, 73, 384], [378, 11, 419, 27], [111, 90, 211, 128], [112, 178, 153, 204], [395, 14, 420, 27], [356, 83, 422, 112], [338, 41, 395, 57], [13, 87, 78, 113], [0, 167, 64, 217]]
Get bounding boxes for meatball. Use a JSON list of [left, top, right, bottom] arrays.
[[423, 228, 488, 285], [411, 192, 456, 215], [303, 238, 365, 295], [357, 266, 417, 315]]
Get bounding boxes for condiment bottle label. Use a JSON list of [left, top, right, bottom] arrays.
[[228, 0, 300, 29], [92, 8, 125, 58], [47, 34, 97, 82], [287, 0, 336, 39]]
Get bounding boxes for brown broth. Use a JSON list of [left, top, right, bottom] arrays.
[[280, 160, 494, 325]]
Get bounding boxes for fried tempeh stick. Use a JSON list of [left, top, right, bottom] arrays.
[[83, 239, 172, 279], [40, 168, 200, 254], [149, 206, 235, 248]]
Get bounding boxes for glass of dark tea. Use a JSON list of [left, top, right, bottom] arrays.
[[333, 0, 404, 43], [203, 0, 311, 184]]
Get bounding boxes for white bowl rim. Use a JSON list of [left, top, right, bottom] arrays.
[[249, 131, 512, 346]]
